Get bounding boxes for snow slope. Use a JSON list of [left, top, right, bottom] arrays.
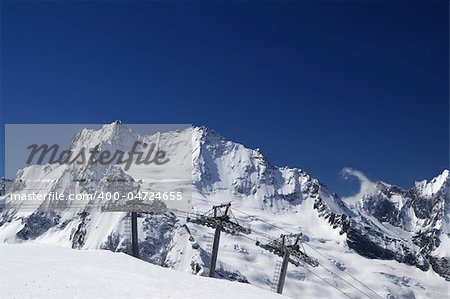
[[0, 243, 285, 299], [0, 123, 449, 298]]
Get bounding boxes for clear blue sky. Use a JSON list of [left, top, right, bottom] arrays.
[[0, 1, 448, 197]]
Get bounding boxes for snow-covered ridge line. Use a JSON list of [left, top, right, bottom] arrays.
[[0, 122, 449, 298]]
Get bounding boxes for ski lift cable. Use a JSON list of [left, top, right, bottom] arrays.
[[186, 196, 382, 299], [3, 191, 384, 298], [302, 243, 383, 299], [301, 266, 354, 299]]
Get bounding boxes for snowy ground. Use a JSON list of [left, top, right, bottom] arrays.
[[0, 244, 286, 299], [189, 195, 450, 299], [1, 125, 449, 298]]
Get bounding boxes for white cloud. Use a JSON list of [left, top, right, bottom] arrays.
[[341, 167, 377, 205]]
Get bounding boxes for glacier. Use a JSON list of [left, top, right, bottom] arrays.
[[0, 123, 449, 298]]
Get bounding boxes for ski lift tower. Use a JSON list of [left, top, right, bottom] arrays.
[[256, 233, 319, 294], [101, 199, 168, 259], [186, 203, 251, 277]]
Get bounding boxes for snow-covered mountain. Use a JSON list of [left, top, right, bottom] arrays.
[[339, 169, 450, 280], [0, 123, 449, 298], [0, 177, 13, 196], [291, 165, 449, 286]]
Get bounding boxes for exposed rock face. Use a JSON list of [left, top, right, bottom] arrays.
[[0, 123, 448, 297], [17, 211, 61, 240], [313, 170, 450, 280]]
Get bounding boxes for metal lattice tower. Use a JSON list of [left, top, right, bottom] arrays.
[[187, 203, 251, 277], [256, 233, 319, 294], [102, 198, 169, 259]]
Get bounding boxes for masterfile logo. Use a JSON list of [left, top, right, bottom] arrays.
[[4, 123, 193, 212], [26, 140, 170, 171]]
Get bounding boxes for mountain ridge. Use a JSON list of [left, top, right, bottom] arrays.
[[0, 123, 448, 298]]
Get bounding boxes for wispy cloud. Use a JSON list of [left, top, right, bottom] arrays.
[[341, 167, 377, 205]]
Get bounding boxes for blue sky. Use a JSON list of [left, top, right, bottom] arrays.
[[0, 1, 448, 197]]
